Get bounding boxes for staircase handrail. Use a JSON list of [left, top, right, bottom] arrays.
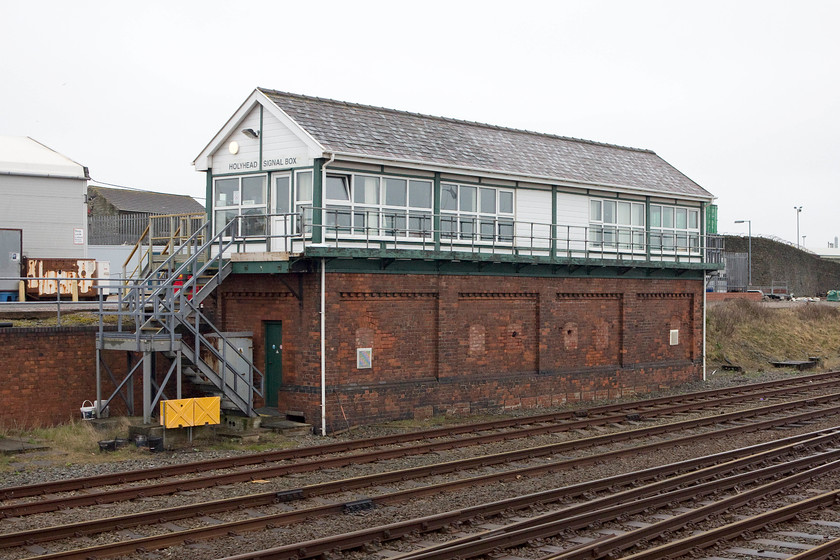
[[129, 220, 221, 314], [140, 212, 299, 311], [165, 288, 264, 403], [124, 215, 270, 412], [121, 223, 152, 298]]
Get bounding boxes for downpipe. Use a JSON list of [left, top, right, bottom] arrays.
[[320, 257, 327, 435]]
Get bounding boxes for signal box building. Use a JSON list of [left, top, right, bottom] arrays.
[[187, 88, 721, 431]]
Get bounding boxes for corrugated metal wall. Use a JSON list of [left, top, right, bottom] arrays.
[[725, 252, 748, 291]]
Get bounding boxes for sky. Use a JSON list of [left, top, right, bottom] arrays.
[[2, 1, 838, 248]]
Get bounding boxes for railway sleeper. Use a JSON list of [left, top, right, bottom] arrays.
[[8, 414, 840, 556], [343, 499, 375, 514], [275, 489, 304, 502], [12, 372, 840, 505]]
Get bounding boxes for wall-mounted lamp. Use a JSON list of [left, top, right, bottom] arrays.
[[241, 128, 260, 139]]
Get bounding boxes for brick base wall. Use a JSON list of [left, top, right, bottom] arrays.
[[215, 272, 704, 430], [0, 327, 144, 427]]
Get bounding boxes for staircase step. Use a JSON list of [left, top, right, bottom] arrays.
[[192, 383, 221, 393], [260, 418, 312, 436], [100, 230, 254, 417]]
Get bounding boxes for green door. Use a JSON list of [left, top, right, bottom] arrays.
[[264, 322, 282, 408]]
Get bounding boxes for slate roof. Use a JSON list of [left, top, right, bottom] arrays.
[[88, 186, 204, 214], [259, 88, 712, 199]]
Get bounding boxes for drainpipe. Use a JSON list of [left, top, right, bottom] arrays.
[[320, 257, 327, 435], [702, 273, 707, 382], [317, 153, 334, 436]]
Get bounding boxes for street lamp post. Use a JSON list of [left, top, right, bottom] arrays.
[[735, 219, 752, 287], [794, 206, 803, 248]]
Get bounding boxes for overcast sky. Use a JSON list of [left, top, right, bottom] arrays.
[[2, 1, 838, 248]]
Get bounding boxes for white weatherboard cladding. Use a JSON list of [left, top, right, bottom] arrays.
[[515, 188, 552, 249], [555, 191, 589, 252], [210, 107, 313, 174], [260, 109, 312, 170], [0, 175, 86, 258], [211, 108, 262, 173]]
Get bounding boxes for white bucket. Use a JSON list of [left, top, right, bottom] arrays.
[[80, 400, 95, 420]]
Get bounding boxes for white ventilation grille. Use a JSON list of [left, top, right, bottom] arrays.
[[357, 348, 372, 369], [669, 329, 679, 346]]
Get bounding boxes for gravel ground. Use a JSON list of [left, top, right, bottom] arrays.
[[1, 369, 838, 560], [0, 368, 811, 487], [144, 416, 840, 560]]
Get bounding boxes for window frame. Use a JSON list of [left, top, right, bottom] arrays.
[[649, 203, 702, 254], [319, 172, 437, 240], [588, 197, 646, 252], [213, 174, 268, 237], [440, 182, 515, 243], [294, 170, 314, 235]]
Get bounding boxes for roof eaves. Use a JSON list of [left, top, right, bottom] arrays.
[[256, 88, 327, 156], [194, 89, 328, 170]]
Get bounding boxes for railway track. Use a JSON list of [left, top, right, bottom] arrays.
[[4, 381, 840, 520], [5, 370, 840, 506], [4, 371, 840, 559]]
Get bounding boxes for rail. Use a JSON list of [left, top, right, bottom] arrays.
[[212, 207, 725, 265], [6, 369, 840, 500], [4, 377, 840, 558], [0, 275, 123, 326]]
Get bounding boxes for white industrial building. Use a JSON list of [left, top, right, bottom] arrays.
[[0, 136, 89, 258]]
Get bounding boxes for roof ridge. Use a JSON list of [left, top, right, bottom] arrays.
[[257, 88, 655, 155], [89, 184, 195, 197]]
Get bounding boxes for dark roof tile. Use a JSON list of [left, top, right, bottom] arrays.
[[88, 186, 204, 215], [259, 88, 711, 199]]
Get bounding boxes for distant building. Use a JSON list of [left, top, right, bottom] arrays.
[[85, 186, 205, 291], [808, 246, 840, 264], [87, 185, 204, 245], [87, 185, 204, 218], [0, 136, 88, 258]]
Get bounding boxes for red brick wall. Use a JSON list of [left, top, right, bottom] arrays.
[[215, 273, 705, 430], [0, 327, 143, 427]]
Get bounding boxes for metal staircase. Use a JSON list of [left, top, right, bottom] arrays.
[[96, 214, 265, 423]]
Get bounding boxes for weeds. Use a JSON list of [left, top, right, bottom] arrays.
[[0, 418, 142, 474], [707, 301, 840, 370], [795, 303, 840, 321], [707, 299, 772, 338], [4, 312, 118, 328]]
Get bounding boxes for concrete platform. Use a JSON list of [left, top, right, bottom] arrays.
[[259, 418, 312, 436], [0, 438, 49, 455]]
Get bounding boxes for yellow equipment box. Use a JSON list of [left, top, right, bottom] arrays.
[[160, 397, 221, 428]]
